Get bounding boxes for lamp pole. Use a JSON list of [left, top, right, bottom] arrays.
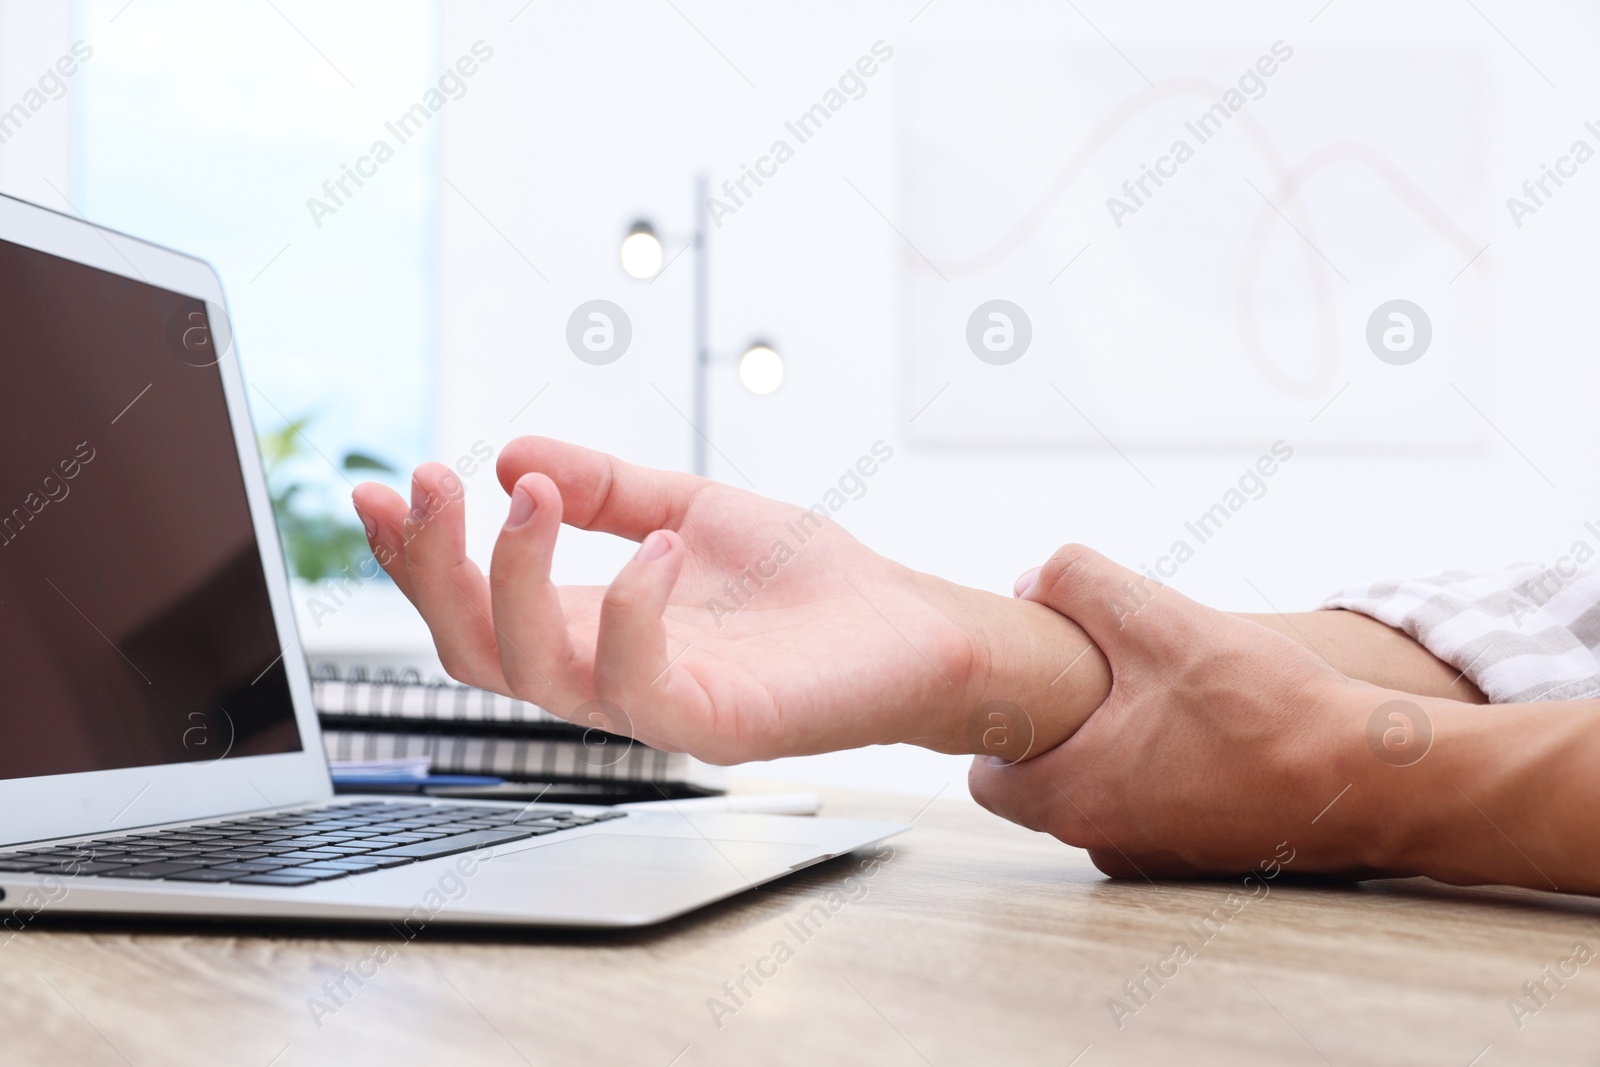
[[691, 172, 709, 478]]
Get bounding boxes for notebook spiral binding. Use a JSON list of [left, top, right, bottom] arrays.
[[309, 661, 567, 726]]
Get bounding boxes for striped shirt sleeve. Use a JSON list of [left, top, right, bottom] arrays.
[[1322, 563, 1600, 704]]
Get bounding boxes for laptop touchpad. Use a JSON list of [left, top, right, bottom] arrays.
[[495, 835, 816, 874]]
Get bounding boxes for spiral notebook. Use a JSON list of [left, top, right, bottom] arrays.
[[322, 727, 716, 787], [308, 657, 724, 797]]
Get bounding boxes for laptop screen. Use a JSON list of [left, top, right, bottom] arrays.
[[0, 235, 302, 780]]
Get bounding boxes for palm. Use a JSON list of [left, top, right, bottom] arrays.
[[553, 480, 973, 760]]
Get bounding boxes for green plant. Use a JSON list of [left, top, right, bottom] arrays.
[[259, 416, 397, 582]]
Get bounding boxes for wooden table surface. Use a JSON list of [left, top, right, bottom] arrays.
[[5, 788, 1599, 1067]]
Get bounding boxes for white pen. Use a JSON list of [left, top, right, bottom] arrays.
[[616, 792, 822, 816]]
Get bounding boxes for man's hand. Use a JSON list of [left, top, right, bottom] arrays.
[[350, 437, 1108, 764], [970, 545, 1401, 880], [970, 545, 1600, 894]]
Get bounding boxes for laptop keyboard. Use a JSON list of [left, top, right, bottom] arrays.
[[0, 801, 626, 888]]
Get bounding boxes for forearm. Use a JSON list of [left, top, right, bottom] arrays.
[[959, 596, 1484, 763], [1236, 610, 1487, 703], [1340, 694, 1600, 894]]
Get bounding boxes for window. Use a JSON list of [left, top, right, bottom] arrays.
[[73, 0, 437, 575]]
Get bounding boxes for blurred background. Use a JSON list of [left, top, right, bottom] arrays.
[[3, 0, 1596, 797]]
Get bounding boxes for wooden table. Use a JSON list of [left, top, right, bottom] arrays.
[[5, 788, 1599, 1066]]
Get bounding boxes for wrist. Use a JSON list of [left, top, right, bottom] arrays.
[[1312, 685, 1447, 875], [918, 577, 1110, 761]]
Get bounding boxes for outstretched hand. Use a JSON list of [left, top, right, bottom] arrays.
[[351, 437, 1105, 764]]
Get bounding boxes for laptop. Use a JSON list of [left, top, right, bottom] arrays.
[[0, 192, 904, 928]]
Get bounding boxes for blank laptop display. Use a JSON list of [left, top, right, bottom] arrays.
[[0, 235, 300, 780]]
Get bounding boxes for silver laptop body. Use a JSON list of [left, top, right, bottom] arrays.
[[0, 192, 903, 928]]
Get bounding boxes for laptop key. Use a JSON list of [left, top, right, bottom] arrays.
[[225, 859, 295, 871], [363, 828, 536, 861], [38, 860, 139, 875], [314, 858, 393, 872], [5, 858, 78, 871], [160, 835, 226, 843], [196, 863, 291, 875], [98, 862, 209, 879], [231, 874, 320, 886], [229, 847, 292, 856], [277, 866, 355, 880], [163, 868, 244, 883]]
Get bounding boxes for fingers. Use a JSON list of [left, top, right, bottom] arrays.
[[1013, 544, 1183, 658], [592, 529, 690, 736], [1086, 849, 1198, 880], [968, 755, 1064, 836], [1013, 567, 1041, 598], [968, 754, 1122, 856], [487, 473, 583, 709], [496, 436, 705, 541], [351, 482, 415, 601], [398, 463, 505, 691]]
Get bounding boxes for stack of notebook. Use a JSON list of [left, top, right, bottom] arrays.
[[309, 658, 724, 803]]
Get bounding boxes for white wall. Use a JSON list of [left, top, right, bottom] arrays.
[[432, 0, 1600, 796]]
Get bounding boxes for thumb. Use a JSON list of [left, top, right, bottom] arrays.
[[1012, 544, 1172, 658]]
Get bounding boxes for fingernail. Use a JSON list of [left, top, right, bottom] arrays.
[[1014, 567, 1040, 598], [355, 508, 376, 540], [505, 486, 536, 528], [636, 531, 670, 562]]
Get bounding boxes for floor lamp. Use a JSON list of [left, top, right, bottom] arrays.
[[618, 174, 783, 477]]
